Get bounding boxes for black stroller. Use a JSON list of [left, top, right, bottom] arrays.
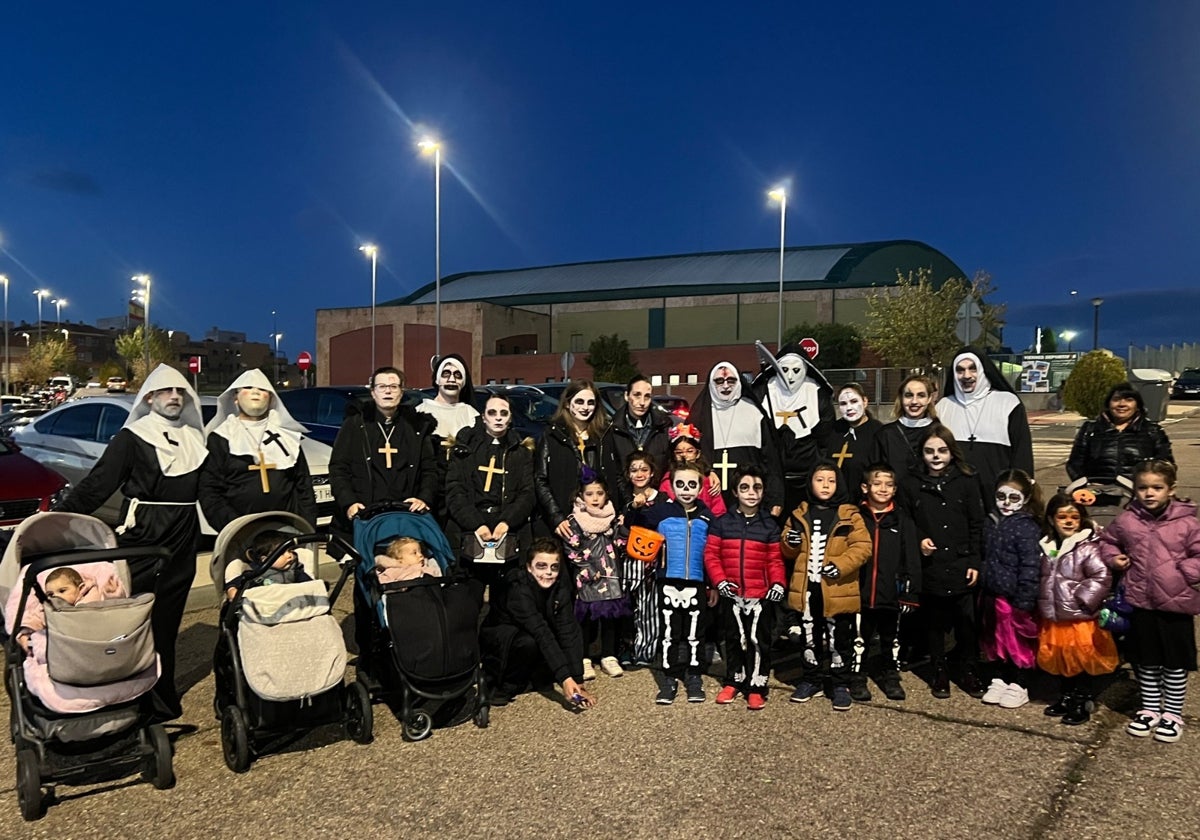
[[353, 504, 488, 740], [210, 511, 371, 772], [0, 512, 173, 821]]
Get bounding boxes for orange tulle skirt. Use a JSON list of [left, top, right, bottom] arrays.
[[1037, 619, 1119, 677]]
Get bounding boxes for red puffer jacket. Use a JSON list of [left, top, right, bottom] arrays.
[[703, 509, 785, 599], [1037, 529, 1111, 622], [1099, 498, 1200, 615]]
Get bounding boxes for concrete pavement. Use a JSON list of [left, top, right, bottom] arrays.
[[3, 413, 1200, 837]]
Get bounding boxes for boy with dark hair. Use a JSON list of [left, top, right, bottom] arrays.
[[853, 464, 921, 702]]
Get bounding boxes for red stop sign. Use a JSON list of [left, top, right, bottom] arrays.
[[297, 351, 312, 371], [188, 356, 201, 374], [799, 337, 820, 360]]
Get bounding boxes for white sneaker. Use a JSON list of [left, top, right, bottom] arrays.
[[582, 659, 596, 681], [998, 683, 1029, 709], [599, 656, 624, 677], [980, 678, 1008, 705]]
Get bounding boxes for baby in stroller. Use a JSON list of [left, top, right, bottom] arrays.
[[224, 529, 312, 600], [375, 537, 443, 584], [14, 566, 127, 652]]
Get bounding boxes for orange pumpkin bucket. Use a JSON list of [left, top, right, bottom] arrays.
[[626, 526, 665, 564]]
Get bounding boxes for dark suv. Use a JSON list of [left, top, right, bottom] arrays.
[[1172, 369, 1200, 400], [277, 386, 372, 445]]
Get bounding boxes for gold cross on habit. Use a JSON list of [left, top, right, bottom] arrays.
[[833, 441, 854, 469], [442, 436, 455, 462], [248, 450, 277, 493], [377, 441, 398, 469], [713, 449, 738, 490], [478, 455, 506, 493], [775, 409, 798, 423]]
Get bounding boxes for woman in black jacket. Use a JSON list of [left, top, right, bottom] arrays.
[[535, 379, 608, 538], [873, 373, 939, 487], [445, 394, 537, 598], [479, 538, 595, 708], [598, 375, 673, 511], [1066, 381, 1174, 485]]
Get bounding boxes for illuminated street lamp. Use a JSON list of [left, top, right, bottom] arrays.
[[272, 332, 283, 384], [418, 137, 442, 361], [767, 187, 787, 349], [51, 297, 67, 326], [132, 274, 151, 375], [1091, 297, 1103, 350], [1060, 330, 1078, 352], [33, 289, 50, 342], [59, 328, 69, 342], [359, 245, 378, 374]]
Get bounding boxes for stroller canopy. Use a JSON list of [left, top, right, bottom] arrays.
[[0, 512, 117, 618], [209, 511, 315, 600]]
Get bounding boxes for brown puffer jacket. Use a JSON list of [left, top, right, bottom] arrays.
[[781, 502, 872, 616], [1037, 529, 1111, 622]]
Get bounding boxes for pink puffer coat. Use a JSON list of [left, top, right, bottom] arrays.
[[1099, 498, 1200, 615], [1037, 529, 1111, 622]]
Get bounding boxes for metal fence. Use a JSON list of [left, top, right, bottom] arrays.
[[1128, 343, 1200, 374]]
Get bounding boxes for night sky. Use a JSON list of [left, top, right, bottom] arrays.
[[2, 2, 1197, 361]]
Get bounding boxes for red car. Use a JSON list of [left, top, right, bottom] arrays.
[[0, 438, 69, 528]]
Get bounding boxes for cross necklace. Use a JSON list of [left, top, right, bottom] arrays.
[[376, 421, 399, 469]]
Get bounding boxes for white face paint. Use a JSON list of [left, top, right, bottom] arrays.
[[994, 484, 1026, 517], [236, 386, 271, 419], [436, 359, 465, 403], [837, 389, 865, 423], [778, 354, 806, 391], [528, 554, 561, 589], [148, 387, 185, 421], [955, 358, 980, 394], [711, 366, 738, 400], [672, 471, 703, 506], [482, 396, 511, 438], [568, 389, 596, 424]]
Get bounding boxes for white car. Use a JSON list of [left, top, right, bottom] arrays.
[[11, 395, 333, 533]]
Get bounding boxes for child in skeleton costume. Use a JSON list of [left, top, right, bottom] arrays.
[[704, 466, 786, 710], [936, 346, 1033, 500], [819, 383, 882, 506], [690, 360, 784, 516], [750, 341, 834, 514], [781, 462, 872, 711], [55, 364, 207, 721], [632, 460, 714, 705], [416, 354, 480, 524], [200, 369, 317, 532]]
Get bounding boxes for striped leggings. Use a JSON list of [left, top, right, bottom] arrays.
[[623, 558, 661, 663], [1135, 665, 1189, 717]]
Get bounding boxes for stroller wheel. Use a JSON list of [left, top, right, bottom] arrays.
[[474, 703, 490, 729], [344, 681, 374, 745], [220, 706, 252, 773], [142, 724, 175, 789], [402, 710, 433, 742], [16, 748, 42, 821]]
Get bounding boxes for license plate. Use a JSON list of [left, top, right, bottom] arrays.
[[314, 485, 334, 504]]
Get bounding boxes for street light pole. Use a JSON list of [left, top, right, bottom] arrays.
[[1091, 297, 1103, 350], [133, 274, 151, 376], [33, 289, 50, 343], [768, 187, 787, 349], [359, 245, 378, 374], [1060, 330, 1078, 352], [0, 275, 8, 395], [52, 297, 66, 327], [273, 332, 283, 384], [419, 138, 443, 362]]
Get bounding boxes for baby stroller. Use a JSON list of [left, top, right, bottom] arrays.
[[210, 511, 371, 773], [353, 503, 488, 740], [0, 512, 173, 821]]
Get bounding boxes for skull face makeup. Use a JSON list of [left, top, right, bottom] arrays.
[[528, 553, 561, 589], [671, 468, 703, 506], [235, 386, 271, 419], [436, 358, 466, 403], [994, 484, 1026, 517], [837, 387, 865, 424], [777, 353, 806, 392], [568, 389, 596, 424], [710, 365, 739, 401], [482, 396, 511, 438]]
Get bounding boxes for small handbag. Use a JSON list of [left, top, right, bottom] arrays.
[[461, 533, 513, 564]]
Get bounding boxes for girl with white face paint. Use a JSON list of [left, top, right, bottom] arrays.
[[536, 379, 610, 540], [978, 469, 1044, 710], [822, 383, 881, 505]]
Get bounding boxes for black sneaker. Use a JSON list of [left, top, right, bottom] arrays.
[[831, 685, 852, 711], [958, 667, 985, 699], [879, 671, 906, 701], [684, 674, 706, 703], [848, 676, 872, 703], [789, 681, 822, 703], [655, 680, 677, 705], [1044, 696, 1072, 717]]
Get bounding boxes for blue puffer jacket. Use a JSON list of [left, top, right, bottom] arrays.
[[634, 498, 713, 581], [983, 511, 1042, 612]]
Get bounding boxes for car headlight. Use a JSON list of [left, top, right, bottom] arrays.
[[48, 483, 71, 510]]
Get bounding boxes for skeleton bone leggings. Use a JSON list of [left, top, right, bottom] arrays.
[[721, 596, 776, 696], [656, 578, 708, 678]]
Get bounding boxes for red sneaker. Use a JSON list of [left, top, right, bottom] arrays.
[[747, 693, 766, 711], [715, 685, 738, 705]]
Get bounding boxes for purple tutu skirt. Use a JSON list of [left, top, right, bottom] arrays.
[[574, 596, 631, 623], [980, 595, 1038, 669]]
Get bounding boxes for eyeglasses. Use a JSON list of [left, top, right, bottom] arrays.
[[373, 384, 401, 392], [712, 377, 738, 386], [995, 492, 1024, 504]]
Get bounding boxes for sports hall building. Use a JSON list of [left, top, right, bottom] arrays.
[[314, 239, 965, 390]]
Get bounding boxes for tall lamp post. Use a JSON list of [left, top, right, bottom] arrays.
[[359, 245, 378, 374], [33, 289, 50, 342], [1060, 330, 1078, 352], [419, 137, 442, 361], [0, 274, 8, 395], [132, 274, 151, 375], [272, 332, 283, 384], [1091, 297, 1103, 350], [52, 297, 67, 326], [767, 187, 787, 349]]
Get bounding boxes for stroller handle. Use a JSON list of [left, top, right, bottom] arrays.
[[230, 531, 360, 606], [357, 501, 425, 521]]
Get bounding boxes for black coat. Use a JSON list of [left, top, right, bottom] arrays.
[[444, 422, 536, 556], [1066, 413, 1174, 485], [902, 465, 986, 596], [199, 433, 317, 532], [872, 420, 927, 487], [598, 407, 673, 511], [534, 421, 598, 530], [859, 502, 922, 610], [819, 417, 883, 505], [481, 566, 585, 685], [328, 402, 438, 536]]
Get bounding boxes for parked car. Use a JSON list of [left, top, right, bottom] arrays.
[[0, 438, 70, 528], [11, 395, 334, 531], [106, 376, 128, 393], [277, 386, 372, 446], [652, 395, 691, 423], [533, 381, 625, 418], [1, 395, 36, 415], [1171, 369, 1200, 400], [0, 408, 47, 439]]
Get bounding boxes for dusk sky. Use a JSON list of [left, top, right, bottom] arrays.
[[3, 2, 1197, 363]]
